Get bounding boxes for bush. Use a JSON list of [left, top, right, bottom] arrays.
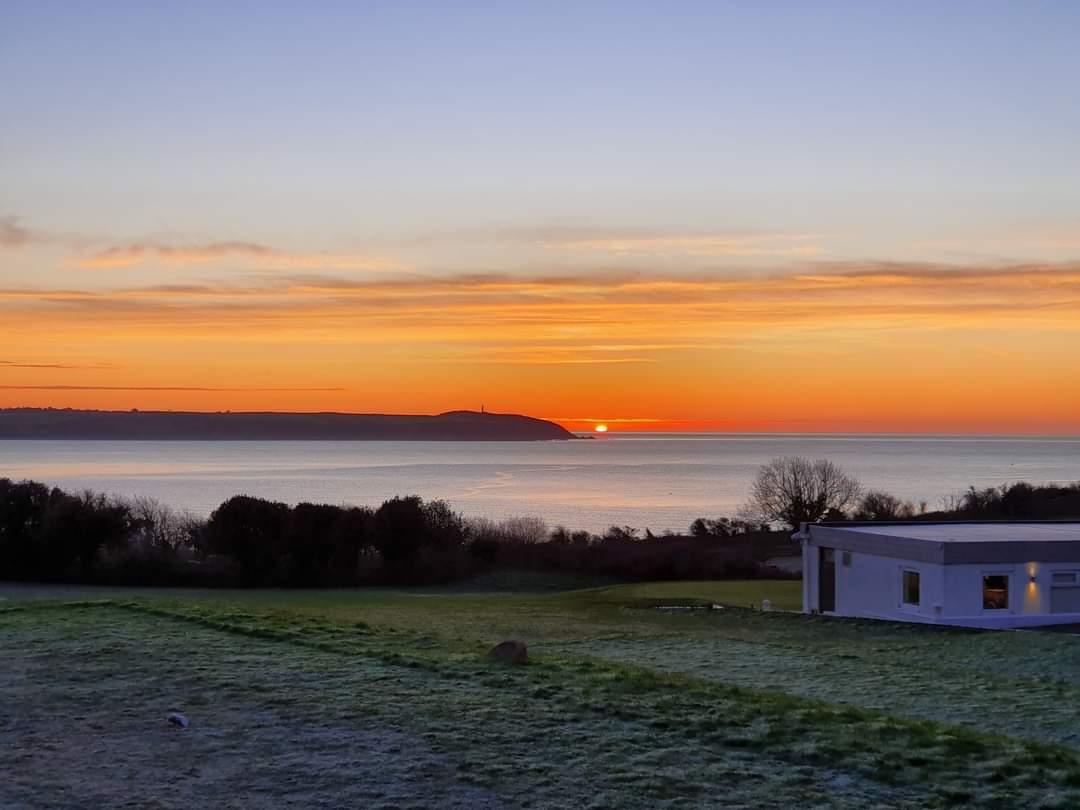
[[325, 506, 376, 580], [0, 478, 59, 577], [205, 495, 290, 582], [39, 490, 135, 575], [690, 517, 770, 538], [284, 502, 349, 583]]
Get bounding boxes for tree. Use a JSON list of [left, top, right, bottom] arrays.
[[689, 516, 771, 537], [853, 490, 916, 522], [372, 495, 428, 565], [602, 525, 640, 542], [205, 495, 290, 581], [0, 478, 59, 576], [421, 499, 467, 549], [284, 502, 347, 582], [39, 491, 135, 573], [125, 495, 202, 554], [326, 506, 375, 578], [744, 457, 862, 528]]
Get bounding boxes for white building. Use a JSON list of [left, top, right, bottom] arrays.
[[794, 522, 1080, 628]]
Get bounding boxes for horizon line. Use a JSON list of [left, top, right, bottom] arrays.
[[3, 405, 1079, 438]]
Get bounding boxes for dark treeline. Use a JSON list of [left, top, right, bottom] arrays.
[[844, 482, 1080, 522], [0, 478, 781, 587], [927, 482, 1080, 521], [4, 476, 1079, 588]]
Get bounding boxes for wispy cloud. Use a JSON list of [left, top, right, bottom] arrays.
[[913, 222, 1080, 261], [0, 359, 111, 369], [0, 216, 34, 248], [0, 385, 346, 392], [72, 240, 406, 271], [541, 230, 823, 257], [4, 259, 1080, 429], [3, 262, 1080, 373], [548, 417, 665, 423], [6, 261, 1080, 321]]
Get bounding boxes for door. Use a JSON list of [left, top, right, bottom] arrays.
[[819, 547, 836, 612]]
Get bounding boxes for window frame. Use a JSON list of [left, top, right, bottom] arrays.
[[981, 572, 1012, 612], [900, 568, 921, 609]]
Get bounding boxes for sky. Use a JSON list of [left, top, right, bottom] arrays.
[[2, 1, 1079, 433]]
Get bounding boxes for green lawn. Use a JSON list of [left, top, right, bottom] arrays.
[[3, 579, 1080, 808]]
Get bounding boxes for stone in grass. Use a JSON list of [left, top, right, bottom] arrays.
[[488, 640, 528, 665], [166, 712, 190, 729]]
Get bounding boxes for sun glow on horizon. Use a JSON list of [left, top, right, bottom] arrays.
[[594, 424, 609, 433]]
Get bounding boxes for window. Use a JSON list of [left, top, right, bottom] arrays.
[[1052, 571, 1080, 585], [982, 574, 1009, 610], [902, 570, 920, 606]]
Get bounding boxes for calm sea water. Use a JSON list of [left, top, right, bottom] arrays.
[[2, 434, 1078, 534]]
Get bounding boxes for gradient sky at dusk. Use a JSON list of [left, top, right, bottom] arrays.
[[3, 1, 1079, 432]]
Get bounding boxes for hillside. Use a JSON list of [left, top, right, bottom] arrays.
[[0, 408, 576, 441]]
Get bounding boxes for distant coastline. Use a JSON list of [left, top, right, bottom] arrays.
[[0, 408, 576, 441]]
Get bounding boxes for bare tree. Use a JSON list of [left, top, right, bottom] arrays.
[[940, 491, 966, 513], [744, 457, 862, 528], [465, 515, 549, 544], [852, 490, 916, 521], [125, 495, 202, 554]]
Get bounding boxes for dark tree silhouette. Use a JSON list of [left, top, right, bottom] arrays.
[[285, 502, 347, 582], [39, 491, 134, 573], [853, 490, 916, 521], [744, 457, 862, 528], [373, 496, 429, 565], [205, 495, 290, 580], [0, 478, 62, 576]]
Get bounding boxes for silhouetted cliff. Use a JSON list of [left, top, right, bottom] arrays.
[[0, 408, 576, 441]]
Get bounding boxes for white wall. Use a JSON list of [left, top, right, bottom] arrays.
[[801, 540, 945, 621], [801, 543, 1080, 627], [942, 561, 1080, 621], [802, 542, 814, 613], [835, 550, 945, 622], [942, 563, 1023, 617]]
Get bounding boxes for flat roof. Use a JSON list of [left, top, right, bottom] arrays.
[[848, 523, 1080, 543], [801, 522, 1080, 564]]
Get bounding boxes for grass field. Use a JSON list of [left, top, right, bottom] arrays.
[[4, 578, 1080, 808]]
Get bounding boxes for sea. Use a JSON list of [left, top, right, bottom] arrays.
[[2, 434, 1078, 534]]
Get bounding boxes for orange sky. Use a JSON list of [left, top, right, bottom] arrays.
[[3, 250, 1080, 434], [5, 3, 1080, 435]]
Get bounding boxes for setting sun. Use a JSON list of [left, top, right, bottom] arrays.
[[594, 424, 609, 433]]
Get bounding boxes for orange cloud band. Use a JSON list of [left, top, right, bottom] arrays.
[[3, 261, 1080, 431]]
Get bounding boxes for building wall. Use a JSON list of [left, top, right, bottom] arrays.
[[942, 561, 1080, 619], [941, 563, 1027, 618], [827, 547, 945, 622], [801, 542, 813, 613], [801, 530, 1080, 627]]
